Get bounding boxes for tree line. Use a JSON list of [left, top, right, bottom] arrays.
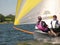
[[0, 14, 15, 23]]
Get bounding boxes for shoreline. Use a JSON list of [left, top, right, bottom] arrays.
[[0, 22, 13, 24]]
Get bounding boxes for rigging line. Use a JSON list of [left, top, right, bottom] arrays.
[[13, 26, 34, 34]]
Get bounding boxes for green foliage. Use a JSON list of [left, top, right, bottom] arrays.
[[0, 14, 15, 23], [0, 14, 5, 22], [5, 14, 15, 22]]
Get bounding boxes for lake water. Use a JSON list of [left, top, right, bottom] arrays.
[[0, 24, 35, 45]]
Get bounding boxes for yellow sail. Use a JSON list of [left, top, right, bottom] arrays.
[[14, 0, 22, 23], [16, 0, 22, 16], [14, 0, 42, 25]]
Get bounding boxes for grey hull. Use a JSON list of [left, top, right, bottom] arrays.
[[33, 30, 60, 44]]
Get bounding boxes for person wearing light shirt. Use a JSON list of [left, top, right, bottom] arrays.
[[36, 16, 57, 36], [50, 15, 60, 36]]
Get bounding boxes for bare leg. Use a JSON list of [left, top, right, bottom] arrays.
[[47, 30, 58, 36], [48, 31, 52, 35], [50, 30, 57, 36], [48, 31, 55, 36]]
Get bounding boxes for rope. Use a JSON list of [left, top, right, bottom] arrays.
[[13, 26, 34, 34]]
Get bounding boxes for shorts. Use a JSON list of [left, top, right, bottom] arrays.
[[43, 28, 50, 33], [52, 28, 60, 33]]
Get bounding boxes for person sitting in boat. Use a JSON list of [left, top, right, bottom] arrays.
[[50, 15, 60, 36], [36, 16, 57, 36]]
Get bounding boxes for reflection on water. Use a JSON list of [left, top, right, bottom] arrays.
[[0, 24, 35, 45], [0, 24, 60, 45]]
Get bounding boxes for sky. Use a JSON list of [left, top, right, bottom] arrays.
[[0, 0, 17, 16]]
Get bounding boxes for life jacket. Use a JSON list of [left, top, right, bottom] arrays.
[[36, 21, 48, 31], [51, 20, 60, 28]]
